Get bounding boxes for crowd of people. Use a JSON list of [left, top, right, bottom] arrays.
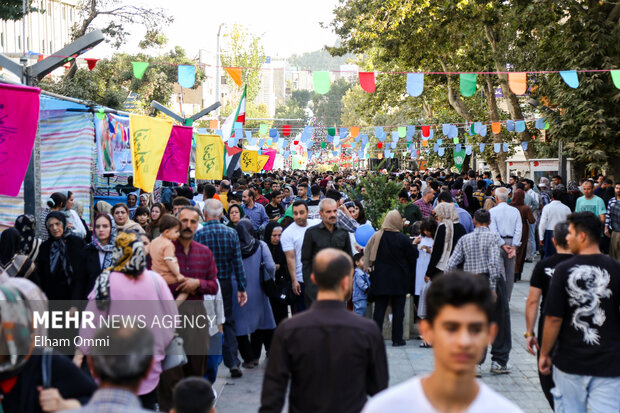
[[0, 167, 619, 412]]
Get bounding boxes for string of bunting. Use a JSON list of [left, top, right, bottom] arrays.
[[29, 51, 620, 94]]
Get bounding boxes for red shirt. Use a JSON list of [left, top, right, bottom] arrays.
[[172, 240, 219, 300]]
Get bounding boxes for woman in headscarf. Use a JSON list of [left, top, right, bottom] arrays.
[[0, 215, 41, 281], [111, 203, 144, 233], [233, 219, 276, 368], [226, 203, 246, 229], [40, 192, 67, 241], [364, 210, 418, 347], [80, 213, 117, 300], [511, 188, 535, 282], [94, 200, 112, 215], [567, 180, 581, 211], [463, 185, 480, 215], [36, 211, 85, 300], [0, 284, 97, 413], [127, 192, 139, 219], [426, 202, 466, 280], [149, 202, 166, 238], [75, 232, 176, 410], [64, 191, 88, 240], [264, 221, 291, 325], [0, 227, 19, 269]]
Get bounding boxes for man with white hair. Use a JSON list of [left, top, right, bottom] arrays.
[[489, 187, 522, 299], [413, 186, 435, 218], [195, 199, 247, 378], [485, 187, 521, 375]]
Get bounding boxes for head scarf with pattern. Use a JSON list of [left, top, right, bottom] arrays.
[[433, 202, 460, 272], [45, 211, 72, 279], [364, 210, 402, 271], [91, 213, 117, 270], [14, 215, 40, 260], [93, 231, 146, 310]]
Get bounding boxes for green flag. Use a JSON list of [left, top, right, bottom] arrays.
[[453, 148, 466, 173], [460, 73, 477, 97], [131, 62, 149, 79]]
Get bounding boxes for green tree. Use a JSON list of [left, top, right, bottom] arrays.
[[273, 90, 312, 128], [347, 169, 401, 228], [311, 78, 352, 126], [38, 45, 205, 114], [0, 0, 37, 20], [289, 49, 354, 71], [220, 24, 266, 104]]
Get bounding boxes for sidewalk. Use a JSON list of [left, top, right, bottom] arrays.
[[214, 261, 552, 413]]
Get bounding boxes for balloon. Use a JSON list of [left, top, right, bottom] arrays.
[[355, 224, 375, 247]]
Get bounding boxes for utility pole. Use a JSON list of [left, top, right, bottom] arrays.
[[215, 23, 226, 121], [0, 29, 105, 218]]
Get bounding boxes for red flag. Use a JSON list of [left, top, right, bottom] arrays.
[[421, 125, 430, 138], [359, 72, 376, 93], [85, 58, 99, 71], [282, 125, 291, 136]]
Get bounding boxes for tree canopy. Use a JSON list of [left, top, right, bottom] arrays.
[[329, 0, 620, 177]]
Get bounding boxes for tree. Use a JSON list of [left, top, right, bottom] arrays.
[[330, 0, 619, 178], [38, 44, 205, 114], [311, 78, 352, 126], [220, 24, 266, 104], [347, 169, 401, 228], [71, 0, 172, 49], [0, 0, 36, 20], [289, 49, 354, 71], [273, 90, 312, 128]]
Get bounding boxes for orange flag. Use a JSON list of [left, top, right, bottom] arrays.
[[508, 72, 527, 95], [491, 122, 502, 134], [350, 126, 360, 138], [422, 140, 428, 147], [224, 67, 242, 87]]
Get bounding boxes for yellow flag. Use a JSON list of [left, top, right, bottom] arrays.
[[129, 115, 173, 192], [195, 134, 224, 180], [257, 154, 270, 171], [241, 150, 258, 172]]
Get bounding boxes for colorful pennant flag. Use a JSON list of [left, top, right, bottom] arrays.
[[131, 62, 149, 79], [257, 154, 269, 171], [359, 72, 376, 93], [240, 150, 258, 172], [460, 73, 477, 97], [612, 70, 620, 89], [559, 70, 579, 88], [85, 58, 98, 71], [178, 65, 196, 88], [129, 114, 174, 192], [224, 67, 243, 87], [406, 73, 424, 97], [492, 122, 501, 134], [508, 72, 527, 95], [282, 125, 291, 136], [313, 71, 330, 94]]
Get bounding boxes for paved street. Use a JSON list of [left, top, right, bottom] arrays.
[[213, 261, 552, 413]]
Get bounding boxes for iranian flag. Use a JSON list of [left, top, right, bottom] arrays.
[[221, 85, 246, 178]]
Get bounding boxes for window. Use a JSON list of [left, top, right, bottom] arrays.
[[1, 33, 3, 48], [18, 35, 21, 50], [42, 40, 45, 53]]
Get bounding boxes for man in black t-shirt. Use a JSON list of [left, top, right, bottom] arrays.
[[540, 212, 620, 411], [525, 222, 572, 409]]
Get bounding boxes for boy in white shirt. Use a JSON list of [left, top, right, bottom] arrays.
[[362, 271, 523, 413]]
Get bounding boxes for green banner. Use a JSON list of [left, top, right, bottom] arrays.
[[453, 149, 466, 173]]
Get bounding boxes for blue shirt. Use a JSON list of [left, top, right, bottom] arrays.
[[353, 268, 370, 303], [243, 202, 269, 231], [194, 220, 246, 291], [457, 207, 474, 234]]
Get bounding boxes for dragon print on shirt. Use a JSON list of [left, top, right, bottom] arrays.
[[566, 265, 612, 345]]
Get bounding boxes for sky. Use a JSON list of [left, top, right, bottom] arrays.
[[92, 0, 341, 59]]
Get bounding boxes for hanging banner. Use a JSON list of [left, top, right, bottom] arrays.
[[0, 84, 41, 197], [95, 113, 132, 174], [257, 154, 270, 171], [156, 125, 193, 184], [195, 134, 224, 180], [240, 150, 258, 172], [129, 115, 173, 192], [453, 148, 466, 173], [262, 148, 277, 171]]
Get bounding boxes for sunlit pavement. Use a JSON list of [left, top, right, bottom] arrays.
[[214, 260, 552, 413]]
